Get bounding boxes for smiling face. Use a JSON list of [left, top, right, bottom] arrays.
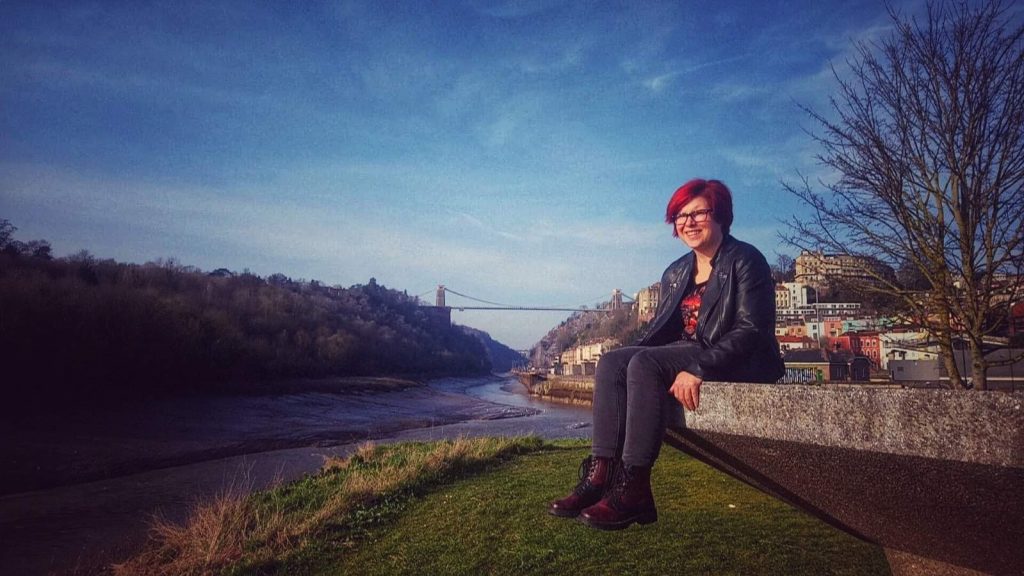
[[674, 195, 724, 256]]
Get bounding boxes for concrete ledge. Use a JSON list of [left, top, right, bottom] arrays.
[[664, 383, 1024, 576]]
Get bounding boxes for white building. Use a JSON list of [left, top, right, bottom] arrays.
[[806, 320, 823, 342], [782, 282, 813, 309], [810, 302, 862, 316], [878, 330, 938, 370], [559, 339, 619, 376], [635, 283, 661, 325]]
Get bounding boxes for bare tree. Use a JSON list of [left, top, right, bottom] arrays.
[[783, 0, 1024, 390], [772, 254, 797, 283], [0, 219, 15, 248]]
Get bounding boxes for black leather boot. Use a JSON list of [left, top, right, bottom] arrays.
[[578, 464, 657, 530], [548, 455, 615, 518]]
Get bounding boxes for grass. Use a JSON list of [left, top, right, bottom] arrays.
[[114, 437, 890, 576]]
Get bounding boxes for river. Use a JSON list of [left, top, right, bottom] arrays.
[[0, 374, 591, 575]]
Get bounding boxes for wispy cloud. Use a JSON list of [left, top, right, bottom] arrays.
[[643, 71, 679, 93], [643, 53, 756, 93], [0, 0, 917, 347], [447, 209, 526, 242]]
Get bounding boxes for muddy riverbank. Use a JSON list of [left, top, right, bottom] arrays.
[[0, 374, 591, 575], [0, 376, 539, 496]]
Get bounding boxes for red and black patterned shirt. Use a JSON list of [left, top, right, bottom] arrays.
[[680, 281, 707, 340]]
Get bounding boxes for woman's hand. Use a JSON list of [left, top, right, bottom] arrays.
[[670, 371, 703, 411]]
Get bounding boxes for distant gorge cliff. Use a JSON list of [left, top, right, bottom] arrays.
[[529, 304, 644, 369]]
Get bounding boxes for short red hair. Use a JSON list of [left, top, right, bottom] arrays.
[[665, 179, 734, 237]]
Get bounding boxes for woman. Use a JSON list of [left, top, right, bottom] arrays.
[[548, 178, 785, 530]]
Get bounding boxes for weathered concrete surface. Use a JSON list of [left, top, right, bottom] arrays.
[[664, 384, 1024, 576]]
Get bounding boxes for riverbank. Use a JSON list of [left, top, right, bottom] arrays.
[[0, 374, 591, 575], [0, 375, 536, 496]]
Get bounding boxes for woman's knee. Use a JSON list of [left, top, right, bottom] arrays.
[[596, 347, 634, 380], [625, 349, 662, 383]]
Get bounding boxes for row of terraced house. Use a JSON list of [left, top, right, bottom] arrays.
[[554, 252, 1023, 387]]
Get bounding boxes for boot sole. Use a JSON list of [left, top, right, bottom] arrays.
[[577, 510, 658, 531], [547, 507, 582, 518]]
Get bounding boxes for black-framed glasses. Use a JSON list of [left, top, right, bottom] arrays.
[[674, 208, 714, 224]]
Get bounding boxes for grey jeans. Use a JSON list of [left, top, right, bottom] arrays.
[[591, 341, 702, 467]]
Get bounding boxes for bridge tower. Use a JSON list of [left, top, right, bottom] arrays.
[[611, 288, 623, 311], [436, 285, 446, 307]]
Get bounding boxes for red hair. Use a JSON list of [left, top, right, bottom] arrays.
[[665, 179, 734, 237]]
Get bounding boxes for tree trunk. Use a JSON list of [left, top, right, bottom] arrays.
[[939, 341, 966, 390], [971, 343, 989, 391]]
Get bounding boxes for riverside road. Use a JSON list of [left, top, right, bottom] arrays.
[[0, 375, 591, 576]]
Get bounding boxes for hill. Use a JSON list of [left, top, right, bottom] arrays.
[[0, 221, 511, 405], [461, 326, 526, 372], [528, 304, 645, 368]]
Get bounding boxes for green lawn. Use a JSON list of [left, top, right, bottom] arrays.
[[311, 442, 887, 575], [120, 438, 890, 575]]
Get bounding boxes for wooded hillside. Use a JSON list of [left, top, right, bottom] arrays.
[[0, 221, 500, 404], [529, 305, 644, 368]]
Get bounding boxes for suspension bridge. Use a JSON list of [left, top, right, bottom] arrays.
[[418, 285, 633, 313]]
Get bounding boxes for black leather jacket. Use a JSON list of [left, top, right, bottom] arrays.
[[637, 235, 785, 383]]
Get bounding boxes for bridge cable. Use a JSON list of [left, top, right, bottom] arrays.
[[578, 294, 609, 306], [577, 292, 635, 308], [443, 286, 627, 311], [442, 287, 517, 308]]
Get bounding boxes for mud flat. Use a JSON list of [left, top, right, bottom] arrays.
[[0, 375, 589, 576], [0, 376, 537, 495]]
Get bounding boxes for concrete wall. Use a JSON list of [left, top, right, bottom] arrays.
[[665, 383, 1023, 576]]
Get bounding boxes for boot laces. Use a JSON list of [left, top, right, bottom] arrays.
[[571, 456, 597, 496], [606, 464, 637, 510]]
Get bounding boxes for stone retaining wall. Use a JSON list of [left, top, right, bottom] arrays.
[[665, 383, 1023, 576]]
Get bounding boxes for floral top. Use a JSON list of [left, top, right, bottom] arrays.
[[680, 281, 707, 340]]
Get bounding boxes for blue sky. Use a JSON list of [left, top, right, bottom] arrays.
[[2, 0, 921, 349]]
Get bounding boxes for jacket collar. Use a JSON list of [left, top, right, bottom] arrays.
[[668, 234, 734, 290], [696, 235, 735, 331]]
